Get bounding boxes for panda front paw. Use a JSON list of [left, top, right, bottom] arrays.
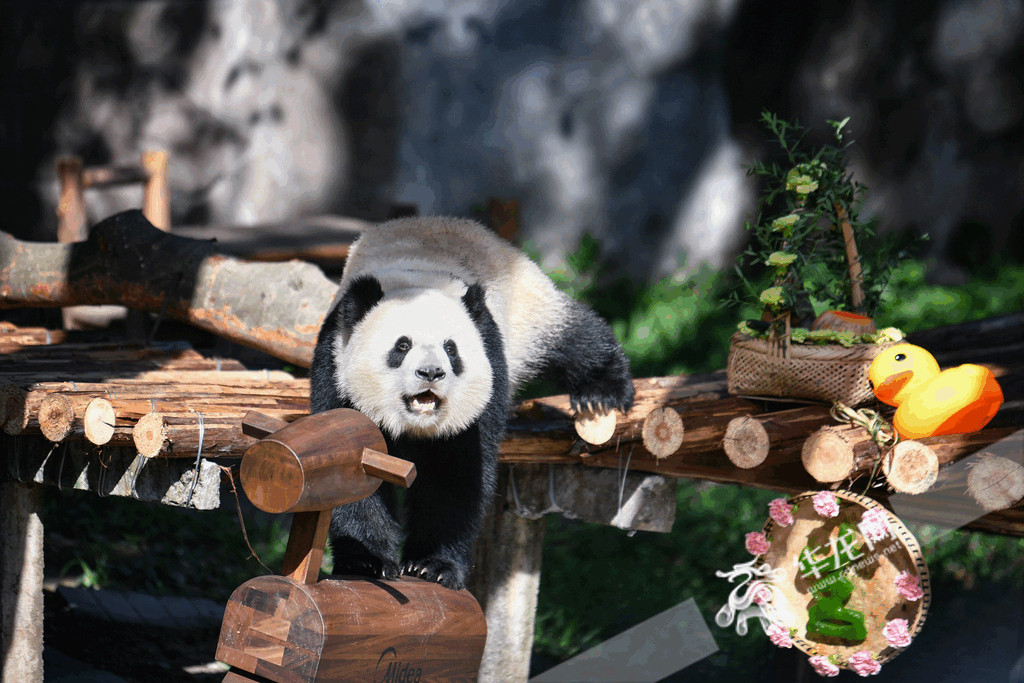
[[570, 382, 635, 415], [332, 555, 400, 581], [402, 558, 466, 590]]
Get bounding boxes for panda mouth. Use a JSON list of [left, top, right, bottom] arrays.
[[405, 391, 442, 415]]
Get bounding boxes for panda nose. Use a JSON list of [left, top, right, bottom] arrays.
[[416, 366, 446, 382]]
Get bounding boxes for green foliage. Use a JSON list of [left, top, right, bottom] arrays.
[[916, 525, 1024, 589], [875, 260, 1024, 332], [730, 112, 921, 324], [43, 489, 290, 599], [527, 235, 748, 379], [533, 481, 779, 679], [62, 554, 111, 590]]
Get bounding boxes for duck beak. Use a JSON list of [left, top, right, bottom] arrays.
[[872, 369, 913, 406]]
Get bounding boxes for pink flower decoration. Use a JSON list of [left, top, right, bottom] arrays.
[[883, 618, 912, 648], [808, 655, 840, 677], [769, 498, 794, 526], [751, 583, 772, 605], [848, 650, 882, 676], [894, 571, 924, 601], [860, 508, 890, 542], [745, 531, 771, 556], [765, 622, 793, 648], [812, 491, 840, 518]]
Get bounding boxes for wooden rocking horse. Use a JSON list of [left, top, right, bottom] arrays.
[[217, 408, 486, 683]]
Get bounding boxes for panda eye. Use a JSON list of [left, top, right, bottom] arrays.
[[387, 337, 412, 369], [894, 353, 906, 361], [443, 339, 464, 376]]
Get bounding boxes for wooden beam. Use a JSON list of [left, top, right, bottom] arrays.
[[0, 210, 336, 368]]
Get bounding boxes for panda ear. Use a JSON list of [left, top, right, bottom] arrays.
[[339, 275, 384, 331], [460, 283, 491, 324]]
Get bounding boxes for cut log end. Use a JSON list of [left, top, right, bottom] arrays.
[[723, 415, 769, 469], [802, 427, 859, 483], [133, 412, 166, 457], [967, 454, 1024, 512], [1, 383, 28, 435], [641, 406, 684, 459], [883, 440, 939, 494], [84, 398, 117, 445], [38, 393, 75, 442], [575, 409, 617, 445]]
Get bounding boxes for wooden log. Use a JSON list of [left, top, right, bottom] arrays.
[[967, 455, 1024, 512], [131, 414, 256, 458], [17, 375, 302, 396], [574, 410, 617, 445], [882, 440, 939, 494], [723, 405, 834, 469], [0, 210, 337, 367], [504, 387, 758, 463], [801, 424, 881, 483], [641, 406, 683, 458], [37, 394, 75, 442], [83, 398, 116, 445], [0, 326, 69, 352], [216, 575, 486, 683], [81, 164, 149, 188], [172, 214, 368, 267], [3, 385, 308, 438]]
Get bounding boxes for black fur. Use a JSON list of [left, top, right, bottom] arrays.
[[311, 277, 507, 590], [310, 272, 632, 591], [539, 300, 635, 413]]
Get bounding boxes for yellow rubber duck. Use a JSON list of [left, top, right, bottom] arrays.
[[868, 343, 1003, 439]]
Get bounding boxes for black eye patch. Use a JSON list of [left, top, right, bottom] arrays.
[[387, 336, 412, 368], [443, 339, 463, 376]]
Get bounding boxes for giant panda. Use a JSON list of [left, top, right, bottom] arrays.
[[310, 216, 634, 590]]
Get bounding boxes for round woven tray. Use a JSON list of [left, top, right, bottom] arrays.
[[727, 332, 897, 406], [762, 490, 930, 668]]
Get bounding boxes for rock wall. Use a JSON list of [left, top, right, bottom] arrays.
[[1, 0, 1021, 282]]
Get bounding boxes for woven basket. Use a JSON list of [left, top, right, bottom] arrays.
[[727, 331, 896, 406]]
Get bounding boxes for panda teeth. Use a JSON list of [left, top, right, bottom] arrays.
[[408, 391, 440, 414]]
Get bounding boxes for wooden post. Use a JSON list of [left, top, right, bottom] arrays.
[[1, 481, 45, 683], [55, 156, 87, 244], [468, 467, 546, 683], [141, 150, 171, 231], [55, 156, 88, 331], [835, 204, 865, 312]]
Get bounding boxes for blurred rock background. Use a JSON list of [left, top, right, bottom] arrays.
[[2, 0, 1022, 283]]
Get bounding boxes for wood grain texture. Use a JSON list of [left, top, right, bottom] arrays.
[[216, 575, 486, 683], [240, 409, 389, 514]]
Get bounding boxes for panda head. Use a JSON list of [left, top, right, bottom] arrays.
[[334, 276, 495, 440]]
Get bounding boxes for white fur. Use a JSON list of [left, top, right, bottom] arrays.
[[335, 217, 572, 391], [336, 289, 493, 439]]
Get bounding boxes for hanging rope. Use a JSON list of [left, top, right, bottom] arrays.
[[831, 401, 900, 492]]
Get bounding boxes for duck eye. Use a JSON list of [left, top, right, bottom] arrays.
[[894, 353, 906, 361]]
